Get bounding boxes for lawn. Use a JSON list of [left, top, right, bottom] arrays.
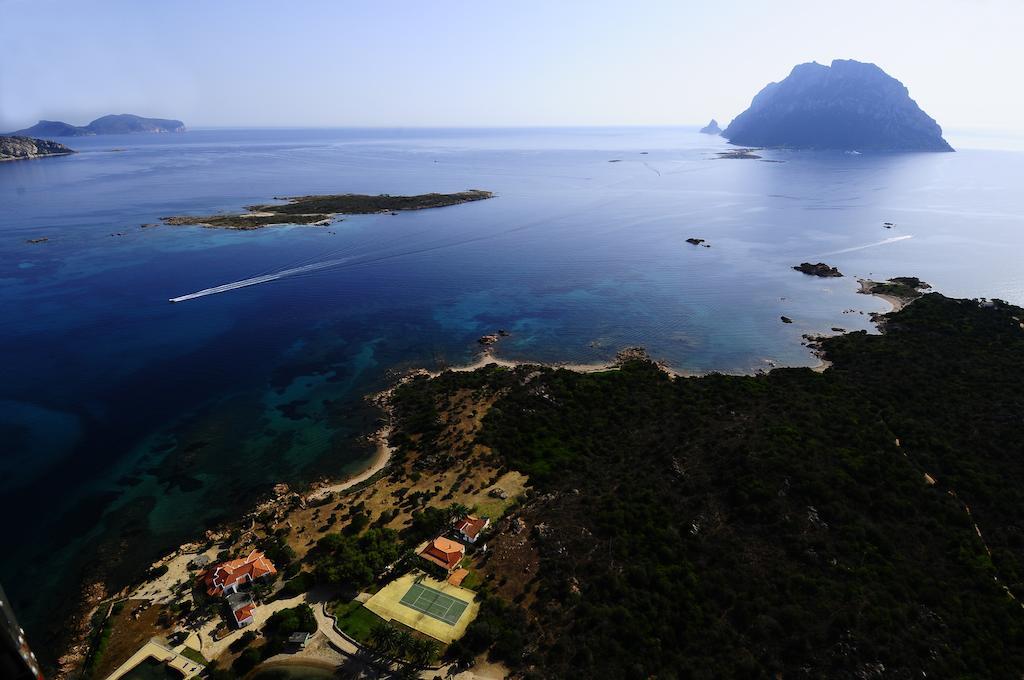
[[458, 568, 483, 591], [332, 599, 384, 644], [180, 647, 207, 665]]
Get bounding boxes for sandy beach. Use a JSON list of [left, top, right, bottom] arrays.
[[305, 426, 394, 502], [857, 279, 911, 313]]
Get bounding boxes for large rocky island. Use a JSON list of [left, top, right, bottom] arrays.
[[723, 59, 953, 151], [0, 135, 75, 161], [9, 114, 185, 137]]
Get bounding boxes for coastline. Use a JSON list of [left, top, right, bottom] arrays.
[[0, 152, 75, 162], [54, 281, 906, 678], [857, 278, 909, 313], [305, 425, 394, 502]]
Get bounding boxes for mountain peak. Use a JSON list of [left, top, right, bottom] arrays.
[[723, 59, 952, 151]]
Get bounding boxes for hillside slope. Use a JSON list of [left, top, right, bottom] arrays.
[[392, 293, 1024, 678]]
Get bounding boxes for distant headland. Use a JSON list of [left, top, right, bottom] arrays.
[[8, 114, 185, 137], [0, 135, 76, 162], [723, 59, 953, 151]]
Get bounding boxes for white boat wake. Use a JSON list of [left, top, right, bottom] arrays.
[[169, 257, 351, 303], [818, 234, 912, 256]]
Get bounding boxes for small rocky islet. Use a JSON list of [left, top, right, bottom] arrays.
[[793, 262, 843, 277], [699, 119, 722, 135]]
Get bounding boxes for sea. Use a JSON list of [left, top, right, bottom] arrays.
[[2, 126, 1023, 657]]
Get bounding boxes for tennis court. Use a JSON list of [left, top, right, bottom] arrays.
[[363, 571, 480, 643], [399, 582, 469, 625]]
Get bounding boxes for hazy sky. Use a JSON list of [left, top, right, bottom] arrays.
[[2, 0, 1020, 131]]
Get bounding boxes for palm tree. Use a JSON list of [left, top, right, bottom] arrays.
[[410, 637, 439, 668], [369, 622, 400, 658], [395, 629, 416, 661], [446, 502, 471, 523]]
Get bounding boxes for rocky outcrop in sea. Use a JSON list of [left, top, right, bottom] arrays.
[[699, 119, 722, 135]]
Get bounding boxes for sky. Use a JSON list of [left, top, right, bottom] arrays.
[[1, 0, 1022, 132]]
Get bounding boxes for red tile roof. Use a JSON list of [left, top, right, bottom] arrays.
[[447, 568, 470, 587], [233, 604, 255, 625], [454, 515, 489, 540], [203, 549, 277, 597], [418, 537, 465, 571]]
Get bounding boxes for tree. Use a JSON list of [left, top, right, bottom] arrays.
[[410, 637, 439, 668], [313, 528, 403, 588], [446, 503, 471, 523], [368, 621, 400, 659], [395, 629, 416, 660]]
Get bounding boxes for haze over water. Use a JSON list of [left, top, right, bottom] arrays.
[[2, 126, 1023, 650]]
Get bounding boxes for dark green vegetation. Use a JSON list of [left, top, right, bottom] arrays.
[[793, 262, 843, 277], [447, 595, 528, 666], [332, 599, 383, 644], [391, 293, 1024, 678], [312, 528, 405, 588], [863, 276, 931, 302], [160, 190, 493, 229], [366, 621, 440, 673]]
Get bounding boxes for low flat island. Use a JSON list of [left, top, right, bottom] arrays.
[[161, 189, 494, 229]]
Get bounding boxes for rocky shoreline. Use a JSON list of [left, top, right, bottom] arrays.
[[0, 135, 76, 162]]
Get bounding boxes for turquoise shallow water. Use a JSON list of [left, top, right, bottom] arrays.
[[2, 127, 1023, 655]]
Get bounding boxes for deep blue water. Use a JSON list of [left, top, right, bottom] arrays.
[[2, 127, 1023, 654]]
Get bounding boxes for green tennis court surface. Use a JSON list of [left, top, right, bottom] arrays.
[[399, 582, 469, 625]]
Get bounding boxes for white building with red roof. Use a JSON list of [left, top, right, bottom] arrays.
[[202, 549, 277, 597], [453, 515, 490, 544]]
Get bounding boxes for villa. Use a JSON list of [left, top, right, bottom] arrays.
[[454, 515, 490, 544], [202, 549, 277, 597], [418, 536, 465, 572]]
